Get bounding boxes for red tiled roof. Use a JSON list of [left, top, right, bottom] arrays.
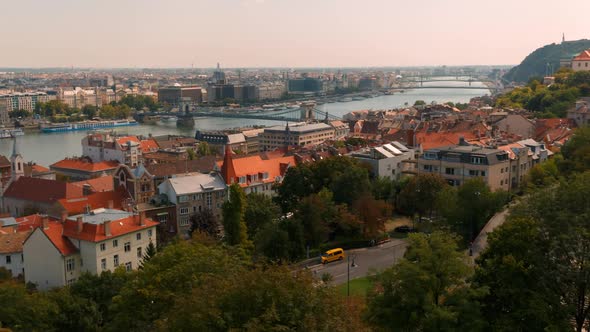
[[218, 150, 296, 186], [72, 176, 115, 192], [15, 214, 44, 232], [3, 177, 83, 204], [140, 139, 159, 153], [57, 187, 130, 215], [51, 158, 119, 173], [0, 231, 32, 254], [41, 220, 78, 256], [573, 50, 590, 61], [0, 156, 10, 168], [415, 131, 477, 150], [62, 215, 158, 242], [116, 136, 140, 146]]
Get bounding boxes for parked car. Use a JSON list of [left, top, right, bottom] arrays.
[[393, 225, 415, 233]]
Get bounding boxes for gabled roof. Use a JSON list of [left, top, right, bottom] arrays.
[[218, 151, 296, 186], [62, 212, 158, 242], [30, 220, 79, 256], [72, 175, 115, 192], [139, 139, 159, 153], [3, 177, 83, 204], [0, 155, 10, 168], [0, 231, 32, 254], [51, 158, 119, 173], [573, 50, 590, 61]]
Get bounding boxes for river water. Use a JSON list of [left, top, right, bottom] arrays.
[[0, 80, 489, 166]]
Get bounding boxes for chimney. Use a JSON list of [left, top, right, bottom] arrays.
[[458, 136, 468, 146], [104, 220, 111, 236], [60, 210, 68, 223], [76, 216, 84, 233], [107, 200, 114, 209], [139, 211, 146, 226], [42, 215, 49, 230]]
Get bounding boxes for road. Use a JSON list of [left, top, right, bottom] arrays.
[[471, 207, 511, 260], [309, 239, 408, 285]]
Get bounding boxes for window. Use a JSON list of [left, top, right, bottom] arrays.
[[481, 171, 486, 176], [66, 258, 75, 272], [148, 229, 153, 237], [206, 193, 212, 208], [136, 232, 141, 241], [137, 247, 142, 258], [469, 170, 478, 176], [124, 242, 131, 252], [113, 239, 118, 248], [5, 255, 11, 264], [470, 156, 484, 164], [101, 258, 107, 270], [114, 255, 119, 267], [100, 243, 106, 251], [178, 196, 189, 203], [180, 207, 189, 215], [180, 217, 190, 227], [423, 165, 433, 172], [445, 168, 455, 175], [125, 262, 132, 271]]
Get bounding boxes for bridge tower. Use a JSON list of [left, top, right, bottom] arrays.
[[176, 97, 195, 128], [300, 102, 316, 122]]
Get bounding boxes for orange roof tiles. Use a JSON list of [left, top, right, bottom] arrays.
[[574, 50, 590, 61], [116, 136, 140, 146], [51, 158, 119, 172], [62, 215, 158, 242], [140, 139, 159, 153], [41, 220, 79, 256], [57, 188, 129, 215], [0, 231, 32, 254], [218, 150, 296, 186], [3, 177, 83, 204], [72, 176, 115, 192]]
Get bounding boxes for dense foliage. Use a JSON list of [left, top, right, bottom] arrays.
[[503, 39, 590, 83], [495, 69, 590, 117]]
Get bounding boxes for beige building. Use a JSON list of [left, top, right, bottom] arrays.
[[260, 122, 336, 151], [568, 98, 590, 127], [23, 209, 158, 290], [572, 50, 590, 72], [158, 173, 227, 237], [418, 143, 513, 191]]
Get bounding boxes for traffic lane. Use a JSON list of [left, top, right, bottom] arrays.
[[311, 239, 408, 285]]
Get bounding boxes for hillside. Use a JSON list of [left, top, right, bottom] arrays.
[[503, 39, 590, 83]]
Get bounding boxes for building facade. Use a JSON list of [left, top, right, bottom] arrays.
[[572, 49, 590, 72], [158, 86, 203, 105], [23, 210, 158, 290], [260, 123, 336, 151], [418, 143, 512, 191], [158, 173, 227, 237], [351, 141, 415, 181]]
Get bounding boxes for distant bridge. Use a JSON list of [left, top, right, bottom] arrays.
[[394, 85, 491, 90], [137, 106, 342, 123]]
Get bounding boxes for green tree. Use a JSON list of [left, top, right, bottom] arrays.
[[81, 105, 98, 118], [186, 148, 196, 160], [8, 109, 31, 119], [189, 208, 221, 238], [398, 173, 447, 219], [197, 141, 213, 156], [473, 217, 568, 331], [414, 100, 426, 106], [244, 193, 280, 238], [560, 126, 590, 174], [352, 192, 392, 239], [46, 288, 101, 332], [156, 266, 365, 331], [0, 280, 58, 331], [100, 104, 116, 119], [365, 232, 485, 331], [108, 241, 247, 331], [222, 184, 250, 247], [141, 241, 157, 267]]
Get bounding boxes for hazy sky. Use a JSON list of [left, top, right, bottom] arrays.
[[2, 0, 589, 68]]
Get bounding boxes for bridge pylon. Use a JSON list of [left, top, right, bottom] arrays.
[[300, 102, 316, 122]]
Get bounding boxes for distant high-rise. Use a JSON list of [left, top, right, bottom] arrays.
[[213, 63, 227, 85]]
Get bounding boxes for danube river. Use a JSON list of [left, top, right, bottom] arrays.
[[0, 80, 489, 166]]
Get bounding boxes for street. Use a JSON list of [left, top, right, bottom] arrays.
[[309, 239, 408, 285]]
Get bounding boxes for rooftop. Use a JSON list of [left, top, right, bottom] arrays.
[[163, 172, 226, 195], [264, 122, 332, 134], [3, 177, 83, 204], [51, 158, 119, 173]]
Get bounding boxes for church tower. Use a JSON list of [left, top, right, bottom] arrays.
[[10, 137, 24, 182]]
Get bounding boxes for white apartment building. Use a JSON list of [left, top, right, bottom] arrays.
[[23, 209, 158, 290], [350, 141, 415, 180]]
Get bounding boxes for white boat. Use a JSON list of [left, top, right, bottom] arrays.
[[0, 128, 24, 139], [160, 115, 178, 122]]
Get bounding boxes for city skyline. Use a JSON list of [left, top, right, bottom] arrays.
[[2, 0, 589, 68]]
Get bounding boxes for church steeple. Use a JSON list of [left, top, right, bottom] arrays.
[[220, 144, 236, 185], [10, 137, 24, 182], [562, 33, 566, 44]]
